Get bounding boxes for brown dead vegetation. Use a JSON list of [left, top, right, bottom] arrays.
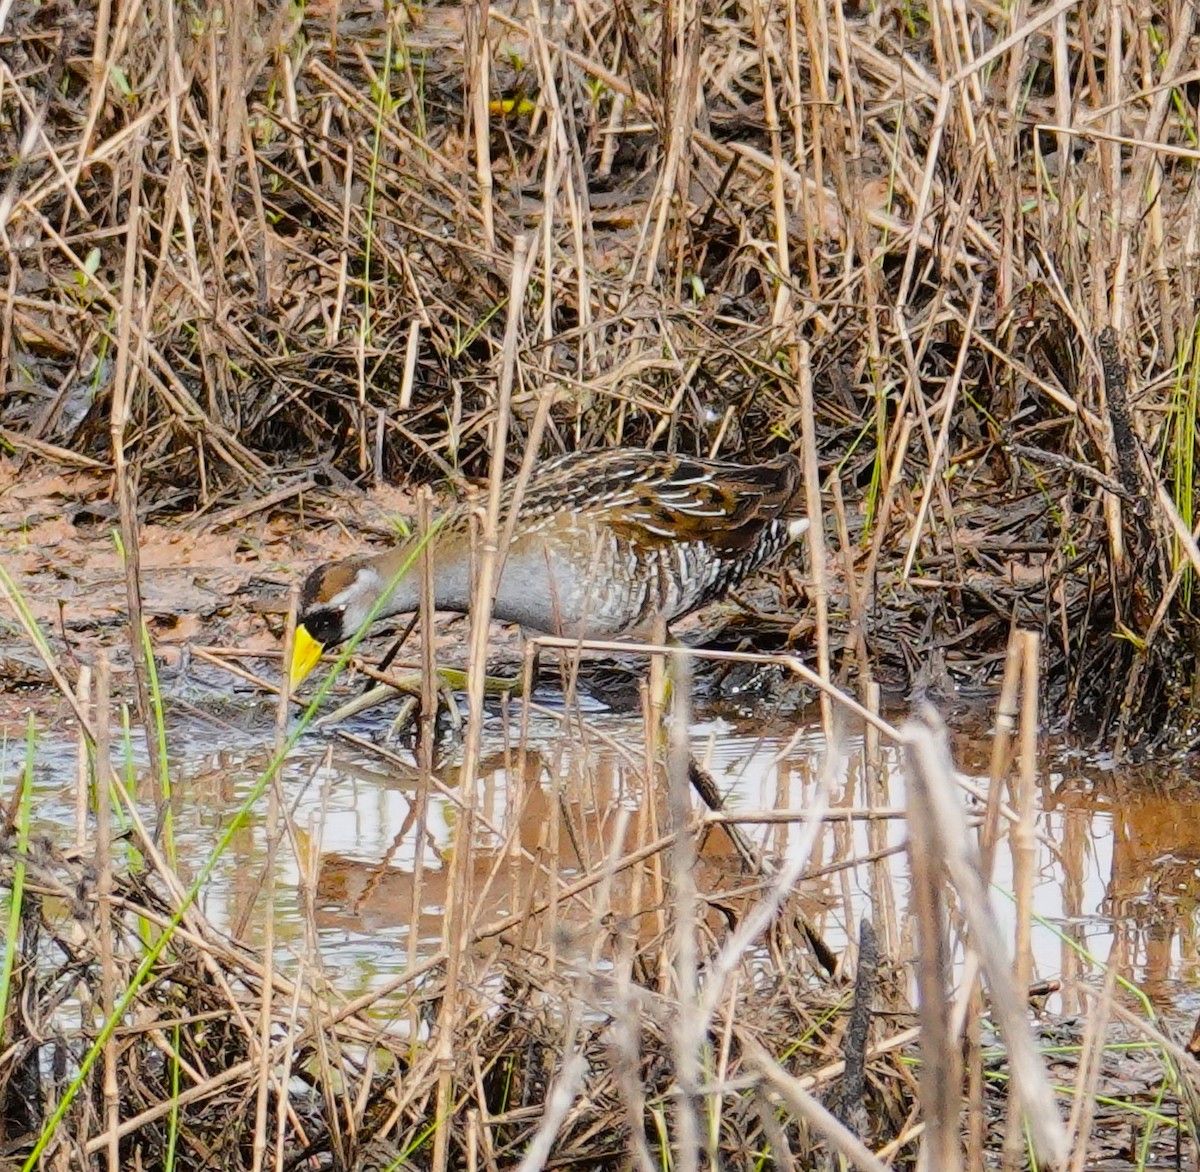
[[6, 0, 1200, 1167], [5, 0, 1200, 747]]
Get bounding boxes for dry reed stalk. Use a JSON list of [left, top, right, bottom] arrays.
[[515, 1048, 588, 1172], [22, 205, 265, 480], [703, 805, 908, 825], [611, 925, 658, 1172], [829, 471, 866, 686], [667, 651, 701, 1172], [696, 739, 839, 1033], [858, 414, 915, 610], [334, 731, 538, 866], [903, 710, 1067, 1169], [739, 1032, 891, 1172], [543, 717, 565, 978], [750, 0, 791, 327], [965, 974, 985, 1168], [904, 711, 962, 1172], [79, 1059, 257, 1156], [0, 426, 105, 468], [410, 486, 437, 1046], [331, 138, 353, 344], [1012, 629, 1040, 985], [432, 232, 530, 1172], [285, 755, 332, 1172], [73, 665, 92, 850], [1111, 502, 1200, 752], [80, 730, 270, 1062], [863, 681, 899, 959], [1064, 964, 1118, 1172], [797, 338, 832, 742], [93, 653, 119, 1172], [894, 315, 964, 583], [0, 262, 15, 403], [900, 284, 981, 581], [0, 592, 95, 749], [13, 0, 1200, 1146], [527, 0, 592, 370], [467, 0, 495, 252], [981, 632, 1024, 881], [252, 589, 298, 1172], [754, 1090, 798, 1172], [534, 635, 899, 743], [642, 0, 697, 288], [1003, 629, 1040, 1169]]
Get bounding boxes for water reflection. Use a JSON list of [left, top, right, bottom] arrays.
[[5, 695, 1200, 1030]]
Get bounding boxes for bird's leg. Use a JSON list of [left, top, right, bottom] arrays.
[[385, 694, 420, 744], [315, 664, 519, 730], [364, 613, 419, 694]]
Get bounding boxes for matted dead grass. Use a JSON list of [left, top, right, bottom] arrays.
[[5, 0, 1200, 744]]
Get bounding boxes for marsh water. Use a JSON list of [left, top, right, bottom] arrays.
[[5, 664, 1200, 1043]]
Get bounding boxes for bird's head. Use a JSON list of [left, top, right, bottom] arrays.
[[291, 558, 386, 687]]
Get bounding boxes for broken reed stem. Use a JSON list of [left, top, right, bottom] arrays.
[[981, 630, 1024, 880], [965, 971, 985, 1172]]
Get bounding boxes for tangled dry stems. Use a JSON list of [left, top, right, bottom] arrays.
[[5, 0, 1200, 1163], [6, 0, 1200, 744]]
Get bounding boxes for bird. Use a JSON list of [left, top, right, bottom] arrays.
[[289, 447, 809, 687]]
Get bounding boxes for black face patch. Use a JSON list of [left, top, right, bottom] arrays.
[[303, 607, 345, 648]]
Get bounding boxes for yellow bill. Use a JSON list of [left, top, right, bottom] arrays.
[[290, 626, 326, 688]]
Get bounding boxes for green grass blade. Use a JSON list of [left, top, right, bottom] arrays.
[[0, 716, 35, 1049]]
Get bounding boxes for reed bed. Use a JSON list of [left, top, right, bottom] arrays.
[[3, 0, 1200, 744], [5, 0, 1200, 1166], [1, 619, 1197, 1169]]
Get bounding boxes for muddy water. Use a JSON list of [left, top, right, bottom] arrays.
[[4, 680, 1200, 1038]]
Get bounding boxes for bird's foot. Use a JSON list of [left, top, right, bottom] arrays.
[[313, 666, 522, 737]]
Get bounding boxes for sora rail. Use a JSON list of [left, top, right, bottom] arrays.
[[290, 448, 809, 686]]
